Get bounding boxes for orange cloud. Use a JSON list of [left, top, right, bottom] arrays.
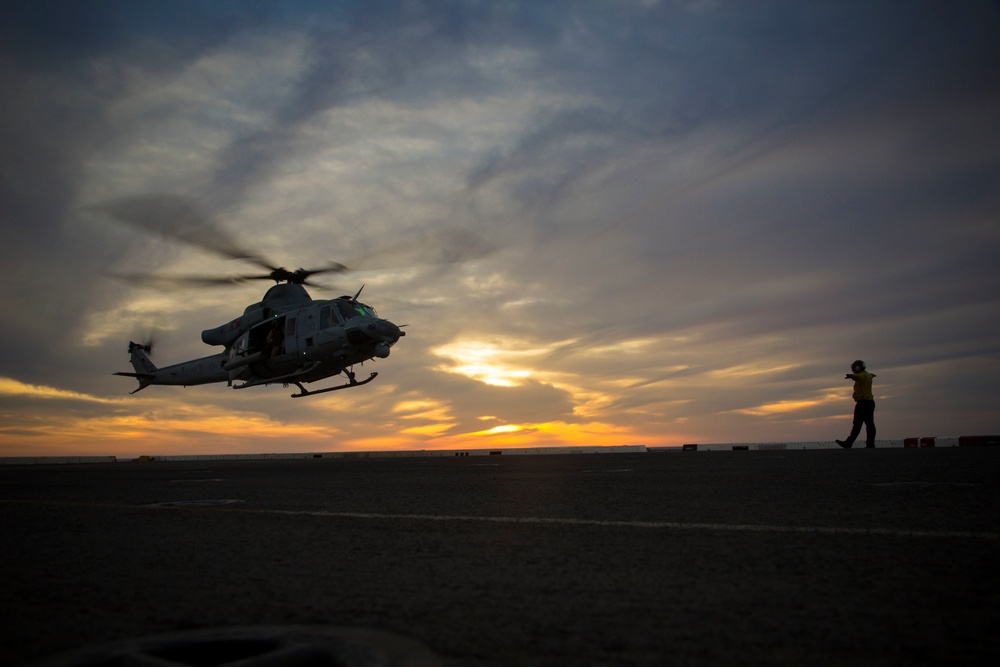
[[0, 377, 121, 403]]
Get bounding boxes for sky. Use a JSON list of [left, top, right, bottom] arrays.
[[1, 0, 999, 457]]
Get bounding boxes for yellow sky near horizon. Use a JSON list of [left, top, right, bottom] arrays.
[[1, 371, 848, 458]]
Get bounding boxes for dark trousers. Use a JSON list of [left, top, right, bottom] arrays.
[[845, 399, 876, 447]]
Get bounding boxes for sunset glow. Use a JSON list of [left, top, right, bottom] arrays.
[[434, 339, 551, 387]]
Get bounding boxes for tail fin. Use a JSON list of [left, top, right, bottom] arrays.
[[113, 341, 157, 394]]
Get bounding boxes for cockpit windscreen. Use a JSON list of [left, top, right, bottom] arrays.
[[334, 299, 376, 321]]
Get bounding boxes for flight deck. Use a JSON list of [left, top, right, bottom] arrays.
[[3, 448, 998, 665]]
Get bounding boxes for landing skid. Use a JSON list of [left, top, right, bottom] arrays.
[[290, 371, 378, 398]]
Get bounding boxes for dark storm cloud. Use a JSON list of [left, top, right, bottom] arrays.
[[202, 0, 543, 212], [0, 0, 264, 369], [465, 1, 1000, 229]]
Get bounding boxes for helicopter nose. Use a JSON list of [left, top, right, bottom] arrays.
[[372, 321, 402, 359], [368, 320, 406, 345], [383, 319, 403, 342]]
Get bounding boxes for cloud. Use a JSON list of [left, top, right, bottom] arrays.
[[0, 377, 122, 404], [1, 0, 998, 456]]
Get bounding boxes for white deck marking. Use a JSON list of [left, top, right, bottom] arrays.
[[169, 479, 226, 483], [871, 482, 978, 487], [6, 500, 996, 540], [240, 508, 998, 540]]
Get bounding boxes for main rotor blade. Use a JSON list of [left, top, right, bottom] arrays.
[[106, 271, 250, 290], [236, 262, 350, 285], [108, 270, 348, 293], [85, 193, 275, 270], [89, 194, 495, 293]]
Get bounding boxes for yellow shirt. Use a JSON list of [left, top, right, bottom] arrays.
[[849, 371, 876, 401]]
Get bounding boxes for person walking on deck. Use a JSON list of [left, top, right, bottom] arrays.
[[837, 360, 876, 449]]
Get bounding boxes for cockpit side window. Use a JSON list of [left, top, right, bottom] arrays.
[[334, 300, 361, 321]]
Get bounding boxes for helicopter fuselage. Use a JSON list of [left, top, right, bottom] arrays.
[[117, 283, 404, 397]]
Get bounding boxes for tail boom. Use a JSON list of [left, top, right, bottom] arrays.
[[115, 341, 228, 393]]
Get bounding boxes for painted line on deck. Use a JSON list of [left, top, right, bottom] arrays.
[[5, 499, 996, 540], [169, 479, 227, 483], [284, 510, 998, 540]]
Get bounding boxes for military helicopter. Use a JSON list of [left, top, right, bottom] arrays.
[[93, 194, 419, 398], [116, 275, 403, 398]]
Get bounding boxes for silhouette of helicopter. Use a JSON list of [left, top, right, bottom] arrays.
[[118, 276, 402, 398], [91, 194, 486, 398]]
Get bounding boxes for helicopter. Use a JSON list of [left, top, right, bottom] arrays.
[[94, 194, 417, 398], [116, 276, 404, 398]]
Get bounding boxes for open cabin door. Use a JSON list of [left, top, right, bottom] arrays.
[[225, 316, 289, 382]]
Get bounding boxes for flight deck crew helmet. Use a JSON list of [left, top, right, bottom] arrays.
[[851, 360, 866, 372]]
